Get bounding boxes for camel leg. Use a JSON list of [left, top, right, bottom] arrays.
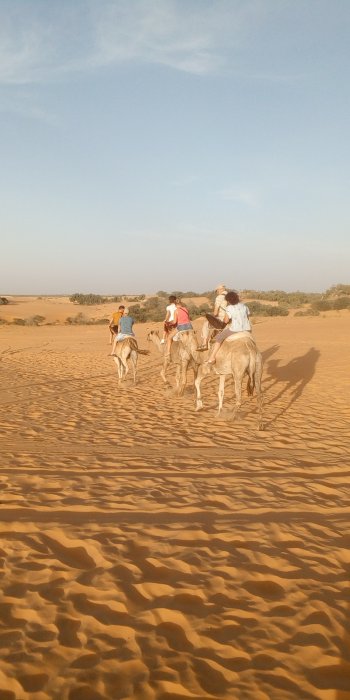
[[119, 350, 129, 382], [232, 373, 243, 420], [217, 374, 226, 415], [160, 356, 170, 384], [174, 364, 181, 393], [194, 374, 203, 410], [119, 359, 125, 383], [177, 361, 188, 396], [255, 353, 264, 430], [114, 356, 122, 381], [194, 363, 212, 410], [131, 350, 137, 385]]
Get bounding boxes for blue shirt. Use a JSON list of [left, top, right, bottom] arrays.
[[119, 316, 134, 335]]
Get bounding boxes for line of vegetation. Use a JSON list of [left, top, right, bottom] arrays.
[[242, 290, 321, 307], [246, 302, 289, 316], [130, 297, 211, 323], [311, 297, 350, 311], [324, 284, 350, 297], [6, 315, 47, 326], [69, 293, 120, 305], [294, 308, 320, 317], [65, 313, 109, 325], [69, 293, 146, 305]]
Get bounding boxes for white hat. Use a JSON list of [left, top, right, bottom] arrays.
[[215, 284, 226, 292]]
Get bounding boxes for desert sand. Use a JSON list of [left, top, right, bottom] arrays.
[[1, 306, 350, 700]]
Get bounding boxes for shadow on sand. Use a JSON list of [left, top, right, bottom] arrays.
[[264, 347, 320, 423]]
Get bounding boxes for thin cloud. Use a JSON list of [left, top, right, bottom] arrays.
[[0, 0, 265, 84]]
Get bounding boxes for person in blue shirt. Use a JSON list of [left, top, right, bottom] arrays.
[[111, 308, 135, 354]]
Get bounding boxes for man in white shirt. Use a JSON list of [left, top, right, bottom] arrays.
[[160, 295, 177, 344], [199, 284, 228, 349]]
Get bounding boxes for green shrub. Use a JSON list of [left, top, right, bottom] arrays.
[[124, 294, 145, 302], [333, 296, 350, 310], [65, 313, 89, 324], [12, 318, 26, 325], [131, 304, 148, 323], [69, 293, 108, 305], [311, 300, 332, 312], [324, 284, 350, 297], [294, 308, 320, 317], [242, 290, 321, 305], [247, 302, 289, 317], [25, 315, 46, 326], [66, 313, 109, 325]]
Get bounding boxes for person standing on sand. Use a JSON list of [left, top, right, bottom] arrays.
[[165, 299, 193, 357], [206, 291, 251, 364], [198, 284, 228, 350], [111, 308, 135, 355], [109, 305, 125, 344], [160, 295, 177, 345]]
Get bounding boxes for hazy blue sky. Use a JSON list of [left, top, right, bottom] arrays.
[[1, 0, 349, 294]]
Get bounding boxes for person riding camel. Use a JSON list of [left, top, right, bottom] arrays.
[[198, 284, 228, 350], [109, 305, 125, 344], [165, 299, 193, 357], [206, 291, 251, 364], [160, 295, 177, 345], [110, 308, 135, 355]]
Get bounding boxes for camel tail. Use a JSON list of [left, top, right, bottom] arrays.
[[247, 354, 256, 396], [128, 338, 149, 355]]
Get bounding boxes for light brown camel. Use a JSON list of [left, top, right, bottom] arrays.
[[112, 337, 149, 384], [147, 329, 198, 395], [178, 331, 264, 429]]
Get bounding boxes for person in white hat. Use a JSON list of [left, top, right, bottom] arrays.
[[198, 284, 228, 350]]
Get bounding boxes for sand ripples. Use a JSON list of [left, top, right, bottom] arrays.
[[1, 319, 350, 699]]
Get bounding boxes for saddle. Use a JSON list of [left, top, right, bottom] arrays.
[[205, 313, 227, 330]]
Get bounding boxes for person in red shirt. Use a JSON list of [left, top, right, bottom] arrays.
[[165, 298, 193, 356]]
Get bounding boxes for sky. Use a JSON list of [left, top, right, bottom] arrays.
[[1, 0, 349, 294]]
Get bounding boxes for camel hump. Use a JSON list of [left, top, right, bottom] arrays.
[[224, 331, 254, 343]]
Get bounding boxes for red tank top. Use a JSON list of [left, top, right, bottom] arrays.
[[177, 306, 190, 324]]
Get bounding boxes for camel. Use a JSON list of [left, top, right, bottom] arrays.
[[147, 329, 199, 395], [112, 337, 149, 384], [178, 331, 264, 429]]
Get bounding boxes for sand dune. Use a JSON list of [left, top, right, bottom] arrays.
[[1, 313, 350, 699]]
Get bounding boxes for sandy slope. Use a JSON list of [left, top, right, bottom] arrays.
[[1, 315, 350, 700]]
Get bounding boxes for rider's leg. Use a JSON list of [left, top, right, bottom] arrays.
[[165, 327, 177, 356], [207, 328, 234, 363], [198, 320, 210, 349]]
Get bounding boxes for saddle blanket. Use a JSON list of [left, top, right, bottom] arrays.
[[225, 331, 255, 343]]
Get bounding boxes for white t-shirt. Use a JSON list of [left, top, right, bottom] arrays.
[[166, 303, 176, 322], [226, 303, 251, 332]]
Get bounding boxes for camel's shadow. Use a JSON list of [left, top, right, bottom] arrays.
[[265, 346, 320, 422]]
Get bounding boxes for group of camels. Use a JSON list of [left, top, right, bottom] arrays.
[[111, 325, 264, 429]]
